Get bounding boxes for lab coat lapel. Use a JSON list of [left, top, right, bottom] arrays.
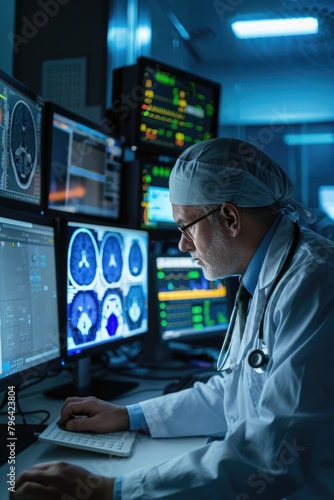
[[236, 216, 296, 365]]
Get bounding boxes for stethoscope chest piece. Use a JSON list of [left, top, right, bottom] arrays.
[[248, 343, 268, 373]]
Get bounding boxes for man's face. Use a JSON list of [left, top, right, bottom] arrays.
[[172, 204, 244, 280]]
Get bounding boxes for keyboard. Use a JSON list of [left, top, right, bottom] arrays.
[[38, 420, 137, 457]]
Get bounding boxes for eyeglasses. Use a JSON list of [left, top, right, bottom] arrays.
[[178, 207, 221, 242]]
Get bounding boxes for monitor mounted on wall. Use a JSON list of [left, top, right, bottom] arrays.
[[0, 69, 44, 213], [110, 56, 221, 157], [121, 158, 177, 231], [44, 102, 124, 222]]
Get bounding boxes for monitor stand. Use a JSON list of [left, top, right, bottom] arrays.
[[45, 357, 137, 400]]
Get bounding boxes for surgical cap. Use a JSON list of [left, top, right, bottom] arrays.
[[169, 138, 315, 223]]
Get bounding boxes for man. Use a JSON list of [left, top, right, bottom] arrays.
[[12, 138, 334, 499]]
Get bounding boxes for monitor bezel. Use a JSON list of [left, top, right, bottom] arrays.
[[0, 207, 62, 393], [43, 101, 124, 225], [0, 68, 45, 215], [57, 217, 150, 364]]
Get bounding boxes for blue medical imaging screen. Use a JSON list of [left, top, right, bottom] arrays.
[[0, 70, 43, 208], [65, 220, 149, 357]]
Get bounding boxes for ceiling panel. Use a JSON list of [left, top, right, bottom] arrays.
[[151, 0, 334, 124]]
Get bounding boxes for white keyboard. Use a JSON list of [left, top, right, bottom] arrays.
[[38, 420, 137, 457]]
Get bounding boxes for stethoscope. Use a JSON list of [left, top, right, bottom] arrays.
[[217, 223, 300, 373]]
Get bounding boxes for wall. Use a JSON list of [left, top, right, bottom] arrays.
[[12, 0, 109, 121], [0, 0, 16, 75]]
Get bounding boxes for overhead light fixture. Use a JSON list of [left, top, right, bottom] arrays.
[[167, 10, 191, 40], [283, 133, 334, 146], [231, 17, 318, 39]]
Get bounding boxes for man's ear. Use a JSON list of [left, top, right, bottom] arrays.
[[220, 203, 241, 237]]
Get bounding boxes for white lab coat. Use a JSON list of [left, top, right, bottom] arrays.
[[122, 216, 334, 499]]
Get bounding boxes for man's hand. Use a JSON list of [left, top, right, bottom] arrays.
[[58, 396, 130, 433], [10, 461, 115, 500]]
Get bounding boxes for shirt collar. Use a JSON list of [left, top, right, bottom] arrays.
[[242, 215, 282, 296]]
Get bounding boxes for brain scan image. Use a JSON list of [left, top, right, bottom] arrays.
[[66, 221, 149, 356], [10, 100, 37, 189], [68, 229, 98, 287], [128, 240, 143, 277], [126, 285, 145, 330], [69, 291, 99, 345], [101, 233, 123, 284], [100, 290, 124, 337]]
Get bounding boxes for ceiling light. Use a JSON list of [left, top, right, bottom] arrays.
[[283, 133, 334, 146], [231, 17, 318, 39], [167, 10, 191, 40]]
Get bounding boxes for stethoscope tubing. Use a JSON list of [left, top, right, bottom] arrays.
[[217, 223, 300, 372]]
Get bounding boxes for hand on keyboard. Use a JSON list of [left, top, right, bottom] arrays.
[[58, 396, 130, 433]]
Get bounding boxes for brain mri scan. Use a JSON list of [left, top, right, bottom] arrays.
[[100, 290, 124, 337], [125, 285, 145, 330], [69, 290, 99, 345], [101, 233, 123, 284], [69, 229, 98, 287], [128, 239, 143, 277], [10, 101, 37, 189]]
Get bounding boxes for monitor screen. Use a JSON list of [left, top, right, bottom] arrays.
[[111, 56, 221, 157], [154, 255, 231, 341], [0, 210, 60, 391], [45, 103, 123, 221], [0, 69, 44, 211], [62, 220, 149, 360], [319, 185, 334, 220], [140, 160, 175, 229]]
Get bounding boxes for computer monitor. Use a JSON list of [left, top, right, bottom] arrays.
[[50, 219, 149, 399], [44, 103, 123, 221], [122, 158, 176, 230], [0, 209, 61, 393], [154, 255, 232, 342], [0, 69, 44, 212], [139, 159, 175, 229], [318, 185, 334, 220], [110, 56, 221, 157]]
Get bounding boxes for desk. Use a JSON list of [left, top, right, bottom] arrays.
[[0, 368, 208, 489]]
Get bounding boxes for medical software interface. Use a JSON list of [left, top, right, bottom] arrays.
[[48, 112, 123, 219], [156, 256, 230, 340], [137, 58, 219, 152], [140, 161, 174, 229], [0, 216, 60, 381]]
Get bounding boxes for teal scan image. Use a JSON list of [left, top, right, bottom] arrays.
[[66, 220, 149, 356]]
